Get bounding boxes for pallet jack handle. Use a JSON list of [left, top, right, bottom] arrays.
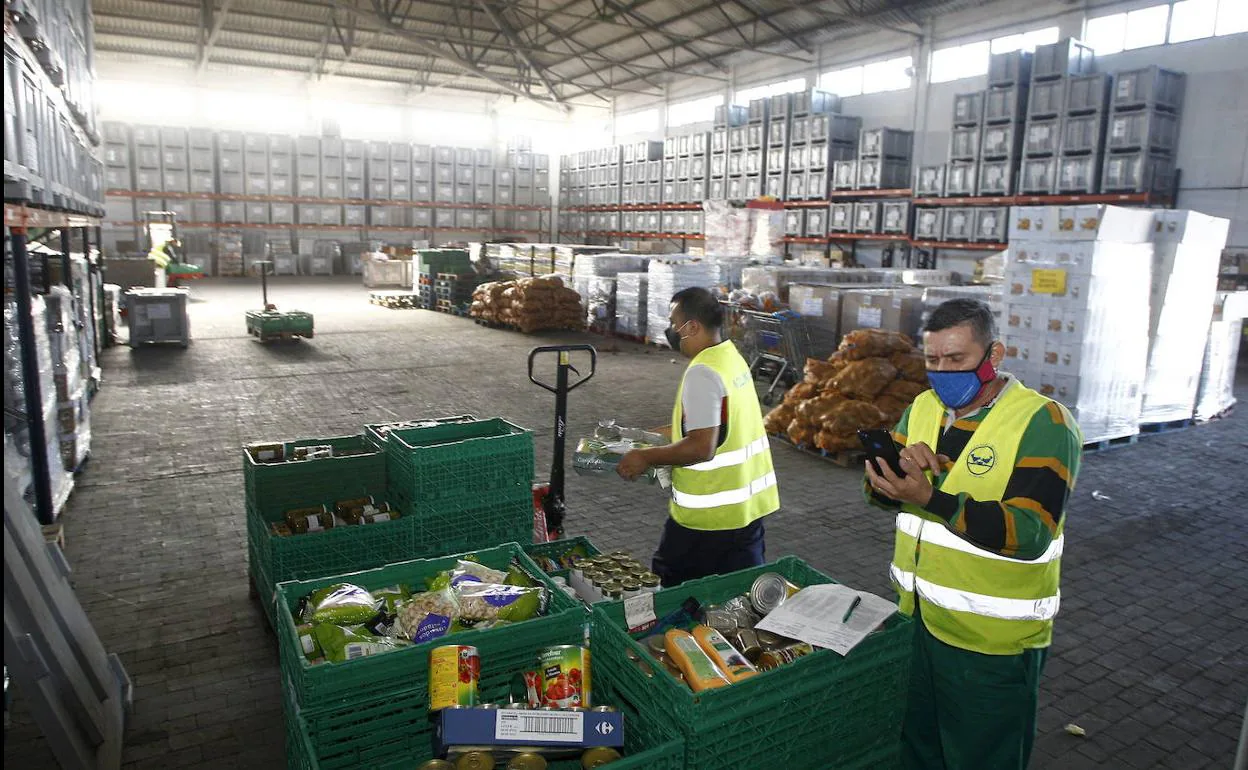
[[254, 260, 274, 309], [528, 345, 597, 539]]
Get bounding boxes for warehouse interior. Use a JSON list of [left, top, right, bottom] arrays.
[[4, 0, 1247, 768]]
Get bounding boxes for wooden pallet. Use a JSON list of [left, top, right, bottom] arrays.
[[1083, 433, 1139, 453], [770, 433, 866, 468], [1139, 418, 1194, 435], [368, 290, 421, 309]]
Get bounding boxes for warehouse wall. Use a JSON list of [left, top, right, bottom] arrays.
[[604, 0, 1248, 246]]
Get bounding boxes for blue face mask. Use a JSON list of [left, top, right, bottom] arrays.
[[927, 347, 997, 410]]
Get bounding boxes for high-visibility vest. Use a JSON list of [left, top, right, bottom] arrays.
[[669, 340, 779, 530], [148, 242, 171, 269], [890, 383, 1070, 655]]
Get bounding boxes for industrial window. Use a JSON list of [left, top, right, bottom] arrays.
[[929, 40, 990, 83], [990, 26, 1060, 54], [667, 95, 725, 128], [614, 108, 659, 136], [1215, 0, 1248, 36], [862, 56, 914, 94], [1086, 5, 1170, 55], [1169, 0, 1217, 42], [819, 66, 863, 97], [734, 77, 806, 105]]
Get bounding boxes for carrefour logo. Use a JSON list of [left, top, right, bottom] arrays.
[[966, 445, 997, 476]]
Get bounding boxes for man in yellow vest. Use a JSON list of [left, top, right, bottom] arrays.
[[617, 287, 780, 586], [864, 298, 1083, 770]]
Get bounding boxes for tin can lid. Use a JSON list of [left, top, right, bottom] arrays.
[[749, 572, 794, 615]]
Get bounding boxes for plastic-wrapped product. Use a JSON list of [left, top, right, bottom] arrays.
[[615, 272, 649, 338]]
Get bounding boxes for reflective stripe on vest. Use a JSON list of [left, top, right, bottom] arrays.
[[669, 340, 779, 530], [889, 383, 1067, 655], [684, 436, 770, 472]]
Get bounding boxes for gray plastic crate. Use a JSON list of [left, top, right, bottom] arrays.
[[747, 98, 769, 123], [344, 178, 366, 199], [1102, 151, 1175, 193], [1105, 109, 1179, 154], [806, 170, 828, 200], [985, 85, 1028, 124], [271, 202, 294, 224], [411, 207, 432, 227], [1060, 113, 1107, 155], [989, 51, 1032, 87], [714, 104, 748, 127], [1024, 118, 1061, 155], [1018, 157, 1058, 194], [727, 176, 747, 202], [809, 114, 862, 144], [707, 177, 727, 200], [942, 207, 975, 241], [789, 116, 810, 145], [727, 126, 746, 151], [945, 162, 978, 196], [244, 202, 269, 224], [832, 160, 857, 190], [742, 149, 762, 176], [829, 202, 854, 233], [1032, 38, 1094, 81], [764, 174, 785, 199], [880, 200, 911, 234], [709, 153, 727, 178], [1112, 66, 1185, 112], [1028, 79, 1065, 119], [913, 207, 944, 240], [972, 206, 1009, 243], [804, 207, 828, 237], [742, 175, 761, 200], [711, 128, 728, 154], [768, 119, 790, 147], [746, 123, 765, 149], [788, 145, 808, 174], [859, 127, 913, 159], [915, 165, 945, 197], [320, 205, 342, 225], [852, 201, 881, 233], [953, 91, 986, 127], [786, 172, 806, 200], [806, 143, 831, 171], [949, 127, 980, 161], [856, 158, 910, 189], [1063, 73, 1113, 114], [978, 160, 1015, 196], [783, 209, 804, 236]]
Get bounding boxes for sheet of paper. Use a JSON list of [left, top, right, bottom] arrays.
[[753, 584, 897, 656]]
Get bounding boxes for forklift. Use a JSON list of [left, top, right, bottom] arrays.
[[245, 260, 314, 343], [142, 211, 204, 287]]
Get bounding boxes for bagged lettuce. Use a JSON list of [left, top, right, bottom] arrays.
[[303, 583, 378, 625], [313, 624, 409, 663]]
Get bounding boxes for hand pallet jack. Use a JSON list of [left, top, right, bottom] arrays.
[[245, 260, 314, 343], [528, 344, 597, 542]]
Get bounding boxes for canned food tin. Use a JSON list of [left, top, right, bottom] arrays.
[[620, 577, 641, 598], [755, 629, 789, 649], [625, 563, 649, 577], [735, 628, 763, 662], [581, 747, 623, 768], [477, 702, 501, 710], [601, 579, 622, 599], [589, 556, 614, 569], [749, 572, 800, 615], [538, 646, 591, 708], [523, 670, 543, 708], [506, 753, 548, 770], [608, 550, 632, 562], [417, 760, 456, 770], [455, 751, 496, 770], [429, 645, 479, 711], [639, 573, 661, 593], [645, 633, 666, 659], [756, 642, 814, 671], [703, 605, 739, 635]]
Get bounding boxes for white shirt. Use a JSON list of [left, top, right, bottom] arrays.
[[681, 364, 727, 431]]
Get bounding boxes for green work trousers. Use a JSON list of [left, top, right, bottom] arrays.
[[901, 607, 1048, 770]]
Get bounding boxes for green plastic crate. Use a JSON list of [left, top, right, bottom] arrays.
[[591, 556, 914, 770], [408, 492, 535, 557], [524, 537, 603, 580], [285, 622, 683, 770], [362, 414, 478, 450], [415, 248, 471, 278], [244, 435, 417, 615], [384, 418, 535, 516], [275, 543, 582, 710]]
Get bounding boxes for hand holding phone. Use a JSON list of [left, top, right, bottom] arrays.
[[857, 429, 906, 478]]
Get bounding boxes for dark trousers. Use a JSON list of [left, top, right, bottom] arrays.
[[902, 606, 1048, 770], [651, 516, 766, 588]]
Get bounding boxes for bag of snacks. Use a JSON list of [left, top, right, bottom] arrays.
[[302, 584, 379, 625]]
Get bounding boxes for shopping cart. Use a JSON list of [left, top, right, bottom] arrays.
[[738, 308, 812, 405]]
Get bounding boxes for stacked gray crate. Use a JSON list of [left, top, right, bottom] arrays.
[[1019, 38, 1096, 194], [413, 144, 432, 203], [978, 50, 1031, 196], [857, 127, 912, 190], [709, 109, 733, 202], [268, 135, 293, 224], [131, 124, 161, 193], [366, 141, 391, 202], [242, 132, 269, 223], [343, 139, 366, 202], [510, 149, 533, 206], [1101, 66, 1184, 194], [1057, 73, 1111, 193], [943, 91, 984, 196], [159, 127, 188, 195], [801, 111, 859, 201], [320, 137, 343, 225], [295, 136, 321, 225]]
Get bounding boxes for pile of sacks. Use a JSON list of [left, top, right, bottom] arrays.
[[470, 276, 585, 333], [763, 329, 929, 453]]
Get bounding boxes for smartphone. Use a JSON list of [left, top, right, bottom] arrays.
[[857, 429, 906, 478]]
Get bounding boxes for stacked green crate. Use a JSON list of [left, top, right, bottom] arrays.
[[591, 556, 914, 770], [524, 536, 602, 581], [244, 435, 405, 625], [415, 248, 471, 279], [381, 418, 535, 555], [277, 544, 689, 770]]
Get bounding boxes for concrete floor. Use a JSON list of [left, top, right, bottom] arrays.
[[5, 276, 1247, 769]]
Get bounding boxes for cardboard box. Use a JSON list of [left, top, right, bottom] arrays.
[[1152, 210, 1231, 245], [789, 283, 842, 319], [839, 289, 924, 340]]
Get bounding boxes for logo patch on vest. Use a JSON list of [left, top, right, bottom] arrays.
[[966, 445, 997, 476]]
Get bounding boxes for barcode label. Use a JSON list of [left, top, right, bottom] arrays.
[[495, 709, 584, 743]]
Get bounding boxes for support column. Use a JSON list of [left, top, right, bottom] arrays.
[[11, 228, 55, 525]]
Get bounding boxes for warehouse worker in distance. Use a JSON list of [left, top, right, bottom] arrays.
[[616, 287, 780, 587], [147, 237, 181, 289], [864, 298, 1083, 770]]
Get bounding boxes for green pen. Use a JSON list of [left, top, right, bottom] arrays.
[[841, 595, 862, 624]]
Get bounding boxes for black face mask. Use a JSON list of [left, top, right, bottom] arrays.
[[664, 320, 691, 351]]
